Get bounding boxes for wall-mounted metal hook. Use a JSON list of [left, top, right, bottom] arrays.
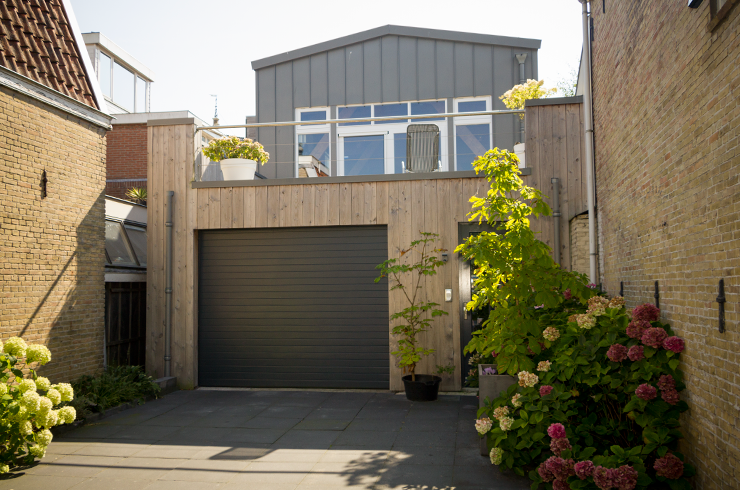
[[654, 281, 660, 310], [717, 279, 726, 333]]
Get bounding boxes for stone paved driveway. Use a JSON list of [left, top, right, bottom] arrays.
[[0, 389, 529, 490]]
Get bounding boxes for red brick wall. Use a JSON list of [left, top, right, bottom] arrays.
[[590, 2, 739, 488], [106, 123, 147, 199]]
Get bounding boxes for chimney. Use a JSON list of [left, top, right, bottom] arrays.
[[213, 117, 219, 126]]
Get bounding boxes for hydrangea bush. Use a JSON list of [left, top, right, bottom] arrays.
[[202, 136, 270, 163], [0, 337, 75, 471], [474, 301, 695, 489]]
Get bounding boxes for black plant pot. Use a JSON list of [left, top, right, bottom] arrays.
[[402, 374, 442, 402]]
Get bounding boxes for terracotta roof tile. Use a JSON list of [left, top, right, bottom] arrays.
[[0, 0, 97, 108]]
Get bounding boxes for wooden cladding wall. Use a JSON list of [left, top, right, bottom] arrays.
[[525, 102, 588, 269], [146, 107, 585, 390]]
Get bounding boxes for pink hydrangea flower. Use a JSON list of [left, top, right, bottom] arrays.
[[614, 465, 639, 490], [641, 327, 668, 348], [537, 461, 555, 482], [632, 303, 660, 322], [545, 456, 575, 480], [661, 389, 680, 405], [553, 479, 572, 490], [587, 283, 598, 289], [663, 336, 685, 353], [626, 320, 650, 339], [607, 344, 628, 362], [627, 345, 644, 361], [540, 385, 553, 397], [547, 423, 567, 439], [563, 289, 572, 300], [657, 374, 675, 391], [654, 453, 684, 479], [574, 460, 595, 479], [592, 466, 616, 490], [550, 437, 572, 456], [635, 384, 657, 401]]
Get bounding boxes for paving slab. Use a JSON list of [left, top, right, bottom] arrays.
[[1, 390, 529, 489]]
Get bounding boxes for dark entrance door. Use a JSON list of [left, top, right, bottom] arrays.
[[198, 226, 389, 389], [458, 222, 496, 386]]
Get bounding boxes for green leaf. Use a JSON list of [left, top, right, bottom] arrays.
[[669, 359, 680, 370]]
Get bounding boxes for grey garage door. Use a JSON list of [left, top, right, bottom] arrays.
[[198, 226, 389, 388]]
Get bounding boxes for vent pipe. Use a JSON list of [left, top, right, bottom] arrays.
[[515, 53, 528, 144]]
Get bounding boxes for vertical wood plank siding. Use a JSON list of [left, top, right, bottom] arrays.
[[148, 103, 584, 390]]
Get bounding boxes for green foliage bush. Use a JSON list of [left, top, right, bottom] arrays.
[[69, 365, 160, 419], [0, 337, 76, 471], [202, 136, 269, 163]]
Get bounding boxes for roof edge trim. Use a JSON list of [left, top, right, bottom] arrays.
[[252, 25, 542, 70]]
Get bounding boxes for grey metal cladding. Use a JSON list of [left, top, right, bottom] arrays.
[[328, 49, 346, 106], [363, 38, 382, 103], [250, 25, 541, 70], [381, 36, 399, 102], [197, 226, 390, 389], [275, 63, 294, 179], [345, 43, 364, 104], [257, 66, 277, 178], [292, 57, 310, 109], [435, 41, 454, 98], [454, 43, 474, 97], [310, 53, 328, 107], [473, 44, 493, 96], [398, 36, 417, 102], [417, 38, 436, 100]]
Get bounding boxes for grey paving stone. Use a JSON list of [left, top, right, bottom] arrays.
[[345, 418, 405, 432], [259, 405, 315, 418], [45, 441, 91, 455], [158, 459, 249, 483], [452, 464, 530, 489], [59, 423, 126, 440], [454, 445, 494, 467], [400, 417, 458, 432], [106, 424, 181, 441], [231, 461, 315, 485], [162, 426, 285, 445], [273, 430, 340, 449], [292, 419, 351, 431], [305, 408, 361, 420], [375, 463, 453, 488], [394, 429, 457, 447], [25, 455, 121, 478], [143, 480, 227, 490], [388, 445, 456, 466], [353, 408, 409, 419], [243, 416, 303, 430], [223, 482, 297, 490], [94, 457, 186, 480], [131, 444, 204, 459], [456, 428, 481, 447], [318, 448, 390, 463], [331, 430, 398, 449], [197, 444, 272, 461], [71, 477, 155, 490], [254, 448, 326, 463], [73, 442, 152, 458], [300, 462, 383, 487], [0, 474, 86, 490], [138, 413, 206, 427]]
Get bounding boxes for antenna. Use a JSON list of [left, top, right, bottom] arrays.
[[210, 94, 219, 126]]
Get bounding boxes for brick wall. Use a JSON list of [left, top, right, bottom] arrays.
[[0, 86, 108, 382], [569, 214, 590, 277], [106, 123, 147, 199], [591, 2, 739, 488]]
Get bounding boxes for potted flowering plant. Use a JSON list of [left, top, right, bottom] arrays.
[[499, 79, 556, 167], [201, 136, 269, 180], [375, 232, 448, 401]]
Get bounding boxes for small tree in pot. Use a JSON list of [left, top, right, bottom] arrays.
[[375, 232, 448, 401]]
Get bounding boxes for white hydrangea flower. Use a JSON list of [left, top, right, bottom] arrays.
[[537, 361, 552, 372], [18, 379, 36, 394], [493, 406, 510, 420], [10, 405, 28, 422], [54, 383, 74, 402], [475, 417, 493, 435], [517, 371, 539, 388], [35, 429, 53, 447], [35, 377, 51, 392], [511, 393, 523, 408], [29, 445, 46, 458], [489, 447, 504, 465], [46, 388, 61, 406], [4, 337, 27, 358], [37, 396, 53, 413], [26, 345, 51, 365], [19, 420, 33, 436], [37, 409, 59, 428], [0, 383, 7, 396], [21, 391, 41, 412], [58, 406, 76, 425], [499, 416, 514, 431], [0, 464, 8, 474]]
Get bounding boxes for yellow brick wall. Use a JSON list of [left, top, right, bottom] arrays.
[[591, 2, 739, 488], [0, 86, 108, 382], [569, 214, 591, 278]]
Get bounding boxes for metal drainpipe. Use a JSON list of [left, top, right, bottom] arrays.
[[164, 191, 174, 377], [551, 178, 561, 266], [579, 0, 598, 284], [515, 53, 528, 144]]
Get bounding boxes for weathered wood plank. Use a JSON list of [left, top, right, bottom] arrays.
[[327, 184, 340, 225], [208, 187, 221, 229], [267, 186, 280, 227], [376, 181, 389, 225], [197, 188, 209, 229], [243, 186, 256, 228], [314, 184, 328, 226], [184, 126, 197, 387], [220, 187, 233, 229], [303, 184, 315, 226], [172, 125, 187, 383], [255, 186, 268, 228], [278, 186, 289, 227], [566, 104, 583, 220], [363, 182, 376, 224], [351, 183, 363, 225], [291, 185, 302, 226], [232, 187, 244, 228], [554, 104, 569, 269]]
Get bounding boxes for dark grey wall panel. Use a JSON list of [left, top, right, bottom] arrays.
[[491, 46, 516, 152], [473, 44, 493, 97], [275, 63, 294, 178], [198, 226, 390, 389], [363, 39, 382, 103], [292, 57, 310, 109], [398, 36, 417, 102], [417, 39, 436, 100], [257, 67, 277, 178], [345, 43, 364, 104], [327, 49, 346, 106], [381, 36, 399, 102], [310, 53, 328, 107], [435, 41, 454, 98], [454, 43, 474, 97]]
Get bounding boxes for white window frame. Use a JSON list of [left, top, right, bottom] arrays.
[[335, 99, 448, 176], [295, 107, 331, 176], [453, 96, 492, 171]]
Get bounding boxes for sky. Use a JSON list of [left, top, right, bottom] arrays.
[[71, 0, 583, 136]]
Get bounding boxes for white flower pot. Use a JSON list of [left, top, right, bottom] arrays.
[[219, 158, 258, 180], [514, 143, 526, 168]]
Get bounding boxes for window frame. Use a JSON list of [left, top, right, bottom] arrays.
[[709, 0, 738, 30], [295, 107, 331, 176], [104, 218, 145, 269], [453, 97, 493, 171]]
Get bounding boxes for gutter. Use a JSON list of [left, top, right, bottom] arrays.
[[579, 0, 598, 284]]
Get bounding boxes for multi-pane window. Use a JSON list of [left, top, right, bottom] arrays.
[[105, 220, 147, 268], [97, 50, 150, 113], [296, 108, 331, 174], [454, 97, 492, 171]]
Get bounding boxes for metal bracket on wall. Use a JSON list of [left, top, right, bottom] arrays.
[[619, 281, 623, 298], [717, 279, 726, 333], [654, 281, 660, 310]]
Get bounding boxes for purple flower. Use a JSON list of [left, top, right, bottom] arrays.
[[539, 385, 553, 397], [553, 479, 572, 490], [537, 461, 555, 482], [545, 456, 575, 480], [632, 303, 660, 322], [592, 466, 615, 490], [657, 374, 675, 391], [661, 388, 680, 405], [641, 327, 668, 348], [563, 289, 572, 300], [635, 384, 657, 401], [534, 304, 545, 309], [588, 283, 598, 289], [550, 437, 572, 456], [607, 344, 628, 362], [654, 453, 684, 479], [627, 345, 644, 361], [574, 460, 595, 479], [482, 367, 497, 375], [614, 465, 638, 490], [663, 336, 685, 353], [547, 423, 567, 439], [626, 320, 650, 339]]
